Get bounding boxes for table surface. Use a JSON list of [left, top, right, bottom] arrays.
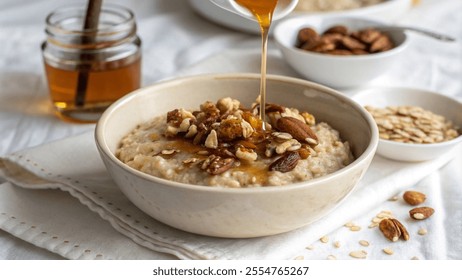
[[0, 0, 461, 260]]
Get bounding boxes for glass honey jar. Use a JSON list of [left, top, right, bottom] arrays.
[[42, 4, 141, 123]]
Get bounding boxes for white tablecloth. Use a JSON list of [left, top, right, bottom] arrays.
[[0, 0, 461, 260]]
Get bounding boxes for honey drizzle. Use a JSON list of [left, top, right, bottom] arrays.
[[161, 137, 272, 185], [235, 0, 279, 130]]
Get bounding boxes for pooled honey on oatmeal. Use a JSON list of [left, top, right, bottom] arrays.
[[234, 0, 278, 130]]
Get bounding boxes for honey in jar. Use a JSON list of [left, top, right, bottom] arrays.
[[42, 4, 141, 123]]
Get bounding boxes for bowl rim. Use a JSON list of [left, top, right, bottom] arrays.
[[273, 14, 409, 60], [352, 86, 462, 148], [379, 135, 462, 147], [95, 73, 379, 194], [291, 0, 410, 16]]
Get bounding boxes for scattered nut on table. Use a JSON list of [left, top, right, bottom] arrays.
[[409, 206, 435, 220], [403, 190, 426, 205], [379, 218, 410, 242]]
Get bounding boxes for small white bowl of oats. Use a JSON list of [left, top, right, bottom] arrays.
[[353, 87, 462, 162], [95, 73, 378, 238]]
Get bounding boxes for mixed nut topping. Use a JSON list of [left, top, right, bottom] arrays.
[[296, 25, 394, 55], [163, 98, 319, 175], [366, 105, 459, 144]]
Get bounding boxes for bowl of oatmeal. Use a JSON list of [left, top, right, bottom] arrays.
[[353, 87, 462, 162], [95, 73, 378, 238]]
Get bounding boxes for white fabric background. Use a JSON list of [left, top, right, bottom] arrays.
[[0, 0, 461, 259]]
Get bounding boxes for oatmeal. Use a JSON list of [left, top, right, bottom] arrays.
[[116, 98, 354, 188]]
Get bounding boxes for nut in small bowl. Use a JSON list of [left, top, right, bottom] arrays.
[[353, 87, 462, 162], [274, 15, 409, 88]]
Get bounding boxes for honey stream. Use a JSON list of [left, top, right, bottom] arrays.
[[234, 0, 278, 130]]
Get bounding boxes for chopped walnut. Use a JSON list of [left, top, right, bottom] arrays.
[[217, 97, 240, 115], [164, 98, 319, 176], [201, 155, 235, 175]]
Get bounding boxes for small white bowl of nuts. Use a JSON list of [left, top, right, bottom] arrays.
[[353, 87, 462, 162], [274, 15, 409, 88]]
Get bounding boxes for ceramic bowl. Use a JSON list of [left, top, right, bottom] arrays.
[[188, 0, 412, 34], [274, 15, 410, 88], [95, 73, 378, 238], [353, 87, 462, 162]]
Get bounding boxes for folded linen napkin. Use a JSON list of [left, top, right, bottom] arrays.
[[0, 127, 458, 259]]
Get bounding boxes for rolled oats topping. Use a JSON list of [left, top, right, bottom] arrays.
[[116, 97, 354, 187]]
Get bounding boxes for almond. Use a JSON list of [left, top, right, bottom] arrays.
[[370, 34, 394, 52], [277, 117, 318, 145], [357, 28, 382, 44], [341, 36, 367, 50], [409, 207, 434, 220], [403, 190, 426, 205], [297, 27, 319, 47], [324, 25, 348, 36]]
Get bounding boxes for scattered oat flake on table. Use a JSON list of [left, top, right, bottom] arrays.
[[350, 225, 362, 231], [349, 250, 368, 259], [377, 212, 393, 219], [327, 255, 337, 260], [344, 221, 355, 228], [294, 255, 304, 260], [359, 240, 370, 247], [306, 245, 315, 250], [368, 222, 379, 228], [418, 228, 428, 235], [388, 196, 399, 201], [320, 235, 329, 243], [334, 241, 341, 248], [383, 248, 394, 255]]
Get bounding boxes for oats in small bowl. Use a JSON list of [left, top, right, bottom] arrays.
[[353, 87, 462, 162]]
